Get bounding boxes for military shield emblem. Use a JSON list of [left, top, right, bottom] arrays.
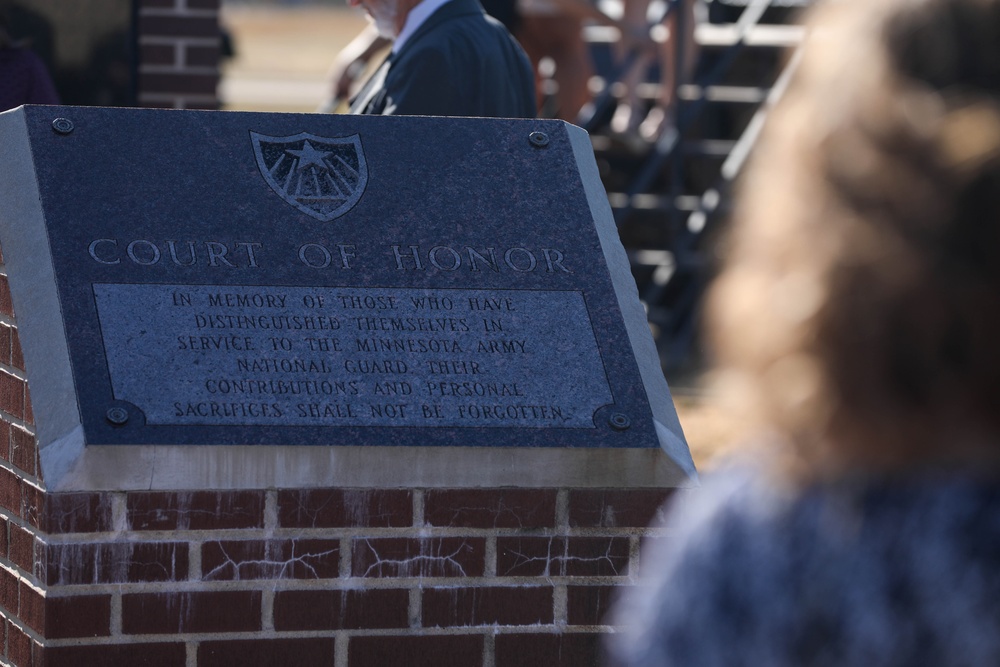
[[250, 131, 368, 221]]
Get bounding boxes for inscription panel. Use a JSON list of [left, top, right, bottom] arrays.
[[0, 108, 695, 485], [93, 284, 613, 428]]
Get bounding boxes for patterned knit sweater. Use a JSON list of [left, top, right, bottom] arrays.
[[608, 464, 1000, 667]]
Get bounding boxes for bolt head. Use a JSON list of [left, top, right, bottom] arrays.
[[528, 131, 549, 148], [52, 118, 74, 135], [609, 413, 631, 431], [106, 407, 129, 425]]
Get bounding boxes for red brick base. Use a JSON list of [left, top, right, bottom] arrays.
[[0, 485, 672, 666]]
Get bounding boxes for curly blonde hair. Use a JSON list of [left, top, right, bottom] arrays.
[[708, 0, 1000, 476]]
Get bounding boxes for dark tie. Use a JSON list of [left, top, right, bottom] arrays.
[[349, 50, 395, 115]]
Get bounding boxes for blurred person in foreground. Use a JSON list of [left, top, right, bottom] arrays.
[[346, 0, 536, 117], [0, 11, 59, 112], [607, 0, 1000, 664]]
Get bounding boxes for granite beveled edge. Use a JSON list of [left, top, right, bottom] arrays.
[[49, 444, 697, 491], [0, 107, 85, 467], [565, 123, 697, 480]]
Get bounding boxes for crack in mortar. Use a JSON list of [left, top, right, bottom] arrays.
[[202, 541, 339, 581], [360, 539, 471, 578], [502, 538, 622, 577]]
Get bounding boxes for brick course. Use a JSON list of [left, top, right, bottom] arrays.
[[0, 567, 17, 613], [185, 44, 221, 68], [122, 591, 262, 634], [141, 43, 176, 66], [422, 586, 554, 627], [0, 467, 23, 519], [349, 635, 484, 667], [43, 542, 190, 586], [0, 325, 11, 366], [137, 0, 222, 109], [273, 588, 410, 631], [569, 488, 674, 528], [43, 493, 114, 534], [42, 642, 186, 667], [128, 490, 265, 531], [352, 537, 487, 578], [278, 488, 412, 528], [0, 370, 25, 421], [201, 538, 341, 580], [424, 488, 558, 528], [199, 638, 336, 667], [494, 633, 606, 667], [44, 594, 112, 639], [139, 72, 218, 96], [0, 421, 9, 462], [10, 427, 35, 477], [138, 16, 221, 39], [8, 524, 34, 574], [17, 583, 44, 636], [10, 330, 22, 372], [567, 585, 619, 626], [0, 275, 14, 317], [6, 622, 34, 667], [496, 536, 631, 578]]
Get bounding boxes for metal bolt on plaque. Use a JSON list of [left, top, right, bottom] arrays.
[[609, 413, 631, 431], [51, 118, 74, 135], [106, 407, 128, 425], [528, 131, 549, 148]]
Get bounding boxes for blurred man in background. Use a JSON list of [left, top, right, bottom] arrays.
[[346, 0, 536, 117]]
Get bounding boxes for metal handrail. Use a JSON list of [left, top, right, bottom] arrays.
[[613, 0, 777, 227]]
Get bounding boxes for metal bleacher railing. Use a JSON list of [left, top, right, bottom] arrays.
[[569, 0, 808, 373]]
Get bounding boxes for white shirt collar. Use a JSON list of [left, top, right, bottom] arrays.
[[393, 0, 453, 53]]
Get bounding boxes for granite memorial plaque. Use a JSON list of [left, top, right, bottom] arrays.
[[0, 105, 695, 490]]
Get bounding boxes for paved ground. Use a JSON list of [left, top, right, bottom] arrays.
[[218, 2, 745, 469], [220, 4, 370, 112]]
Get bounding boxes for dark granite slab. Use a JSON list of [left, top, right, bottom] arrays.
[[0, 106, 690, 461]]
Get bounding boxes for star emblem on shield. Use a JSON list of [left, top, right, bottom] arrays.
[[250, 131, 368, 221]]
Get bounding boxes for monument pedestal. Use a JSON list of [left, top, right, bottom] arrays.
[[0, 105, 694, 666]]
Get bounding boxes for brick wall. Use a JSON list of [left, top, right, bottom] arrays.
[[138, 0, 222, 109], [0, 487, 672, 666], [0, 259, 678, 666]]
